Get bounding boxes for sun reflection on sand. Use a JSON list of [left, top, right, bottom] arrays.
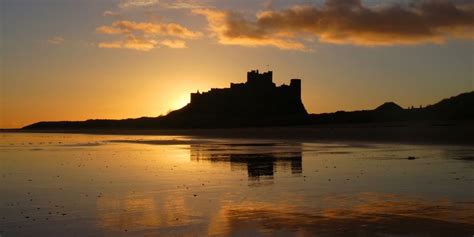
[[97, 195, 161, 232], [95, 191, 474, 236], [97, 192, 195, 234], [206, 193, 474, 236]]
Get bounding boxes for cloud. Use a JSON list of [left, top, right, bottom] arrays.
[[48, 36, 65, 44], [98, 41, 124, 49], [193, 0, 474, 49], [98, 35, 158, 51], [103, 10, 121, 17], [98, 37, 187, 51], [193, 9, 305, 50], [160, 39, 187, 48], [97, 21, 199, 51], [160, 0, 206, 9], [118, 0, 203, 10], [96, 25, 125, 34], [98, 0, 208, 52], [97, 20, 202, 39], [119, 0, 160, 9]]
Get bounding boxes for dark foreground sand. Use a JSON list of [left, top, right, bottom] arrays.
[[4, 121, 474, 145]]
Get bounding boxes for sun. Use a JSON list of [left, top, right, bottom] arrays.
[[171, 93, 190, 110]]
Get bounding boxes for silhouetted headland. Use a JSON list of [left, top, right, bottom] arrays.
[[20, 70, 474, 144], [310, 91, 474, 124]]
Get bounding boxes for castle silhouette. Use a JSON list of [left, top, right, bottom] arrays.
[[22, 70, 310, 129], [22, 69, 474, 130], [184, 70, 307, 118]]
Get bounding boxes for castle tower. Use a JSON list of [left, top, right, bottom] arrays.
[[290, 79, 301, 99]]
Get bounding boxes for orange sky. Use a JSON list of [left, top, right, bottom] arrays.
[[1, 0, 473, 128]]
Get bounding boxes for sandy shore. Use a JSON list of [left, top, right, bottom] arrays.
[[2, 132, 473, 236], [3, 121, 473, 145]]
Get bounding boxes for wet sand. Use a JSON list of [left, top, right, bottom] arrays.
[[1, 132, 473, 236]]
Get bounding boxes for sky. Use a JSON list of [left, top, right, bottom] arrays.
[[1, 0, 473, 128]]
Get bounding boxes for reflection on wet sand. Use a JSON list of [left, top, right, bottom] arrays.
[[2, 134, 474, 236], [190, 143, 302, 180], [97, 194, 161, 232], [94, 191, 474, 236], [208, 193, 474, 236], [97, 192, 198, 235]]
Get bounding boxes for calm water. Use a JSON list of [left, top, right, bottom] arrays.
[[1, 133, 473, 236]]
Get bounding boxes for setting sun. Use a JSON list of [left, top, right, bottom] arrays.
[[170, 93, 190, 112]]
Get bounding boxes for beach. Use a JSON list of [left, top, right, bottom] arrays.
[[1, 132, 473, 236]]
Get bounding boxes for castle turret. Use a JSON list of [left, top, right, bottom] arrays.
[[191, 91, 201, 103], [290, 79, 301, 99]]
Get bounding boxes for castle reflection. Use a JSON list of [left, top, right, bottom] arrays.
[[190, 143, 302, 180]]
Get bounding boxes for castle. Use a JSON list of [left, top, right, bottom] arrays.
[[187, 70, 307, 117]]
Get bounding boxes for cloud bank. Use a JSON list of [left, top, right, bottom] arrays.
[[194, 0, 474, 50]]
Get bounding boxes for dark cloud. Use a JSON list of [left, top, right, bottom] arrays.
[[194, 0, 474, 49]]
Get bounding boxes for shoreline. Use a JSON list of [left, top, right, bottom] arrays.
[[2, 121, 473, 145]]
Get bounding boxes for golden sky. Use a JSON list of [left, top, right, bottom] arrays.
[[1, 0, 473, 128]]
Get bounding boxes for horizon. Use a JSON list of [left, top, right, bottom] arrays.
[[2, 0, 474, 128], [7, 78, 474, 129]]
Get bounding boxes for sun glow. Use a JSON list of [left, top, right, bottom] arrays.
[[170, 93, 190, 111]]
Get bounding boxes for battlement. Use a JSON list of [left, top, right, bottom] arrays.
[[247, 70, 273, 86]]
